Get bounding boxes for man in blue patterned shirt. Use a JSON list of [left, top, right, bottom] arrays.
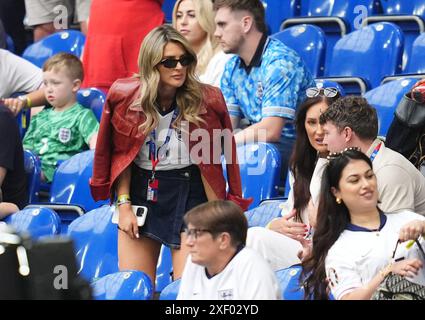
[[213, 0, 315, 183]]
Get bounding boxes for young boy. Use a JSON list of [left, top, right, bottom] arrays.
[[23, 53, 99, 182]]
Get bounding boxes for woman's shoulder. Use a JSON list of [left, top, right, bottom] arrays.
[[109, 76, 141, 97]]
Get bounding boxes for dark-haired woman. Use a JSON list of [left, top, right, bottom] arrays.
[[246, 87, 341, 270], [302, 149, 425, 300]]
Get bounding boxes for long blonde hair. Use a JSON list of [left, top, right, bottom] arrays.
[[131, 25, 204, 135], [172, 0, 220, 75]]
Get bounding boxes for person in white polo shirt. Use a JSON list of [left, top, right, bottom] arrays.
[[302, 149, 425, 300], [177, 200, 281, 300]]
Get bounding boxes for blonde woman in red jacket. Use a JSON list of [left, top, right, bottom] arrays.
[[90, 25, 251, 286]]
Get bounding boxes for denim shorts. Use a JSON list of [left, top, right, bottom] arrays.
[[130, 164, 207, 249]]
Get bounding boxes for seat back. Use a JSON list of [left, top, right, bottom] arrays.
[[159, 279, 181, 300], [272, 24, 326, 77], [91, 270, 153, 300], [22, 30, 85, 68], [300, 0, 378, 31], [23, 150, 41, 204], [3, 207, 61, 239], [67, 206, 118, 281], [381, 0, 425, 18], [264, 0, 300, 34], [325, 22, 404, 89], [275, 265, 305, 300], [223, 143, 281, 209], [156, 245, 173, 293], [405, 33, 425, 74], [77, 87, 106, 122], [49, 150, 108, 212], [363, 78, 418, 137]]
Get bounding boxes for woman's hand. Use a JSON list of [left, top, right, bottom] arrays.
[[391, 258, 423, 278], [297, 237, 312, 262], [398, 219, 425, 242], [2, 97, 26, 116], [269, 209, 309, 240], [118, 203, 139, 240]]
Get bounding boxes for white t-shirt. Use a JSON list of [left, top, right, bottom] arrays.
[[134, 107, 191, 171], [177, 247, 281, 300], [199, 51, 234, 88], [0, 49, 43, 98], [325, 211, 425, 300]]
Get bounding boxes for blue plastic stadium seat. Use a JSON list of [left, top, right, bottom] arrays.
[[404, 32, 425, 74], [156, 245, 173, 293], [22, 30, 85, 68], [3, 207, 61, 239], [159, 279, 181, 300], [68, 205, 173, 289], [363, 0, 425, 70], [275, 264, 305, 300], [24, 149, 41, 204], [6, 34, 15, 53], [321, 22, 404, 95], [49, 150, 108, 212], [244, 200, 285, 228], [91, 270, 153, 300], [223, 143, 281, 209], [363, 77, 418, 137], [67, 205, 119, 281], [264, 0, 300, 35], [283, 0, 380, 69], [272, 24, 326, 77], [77, 87, 106, 122], [162, 0, 175, 24]]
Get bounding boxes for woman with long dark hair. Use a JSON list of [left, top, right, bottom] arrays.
[[246, 87, 341, 270], [302, 149, 425, 300]]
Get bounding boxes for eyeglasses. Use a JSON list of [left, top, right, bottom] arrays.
[[306, 87, 339, 98], [326, 147, 361, 161], [184, 228, 212, 239], [159, 55, 193, 69]]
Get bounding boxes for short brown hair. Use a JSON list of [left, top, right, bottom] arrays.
[[319, 96, 378, 141], [213, 0, 267, 33], [42, 52, 84, 81], [184, 200, 247, 247]]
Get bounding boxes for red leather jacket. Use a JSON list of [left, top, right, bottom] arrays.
[[89, 77, 252, 211]]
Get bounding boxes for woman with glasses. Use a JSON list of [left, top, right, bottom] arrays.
[[172, 0, 232, 87], [246, 86, 341, 271], [90, 25, 250, 286], [177, 200, 280, 300], [302, 149, 425, 300]]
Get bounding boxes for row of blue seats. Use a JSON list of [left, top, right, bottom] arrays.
[[273, 22, 425, 95], [1, 204, 309, 300]]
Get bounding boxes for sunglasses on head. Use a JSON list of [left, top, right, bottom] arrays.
[[159, 55, 193, 68], [306, 87, 339, 98], [326, 147, 361, 161]]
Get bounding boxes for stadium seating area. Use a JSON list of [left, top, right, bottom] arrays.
[[2, 0, 425, 300]]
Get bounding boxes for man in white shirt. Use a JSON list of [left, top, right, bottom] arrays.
[[177, 200, 281, 300]]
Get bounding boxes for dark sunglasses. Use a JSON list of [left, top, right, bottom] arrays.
[[159, 55, 193, 69], [306, 87, 339, 98]]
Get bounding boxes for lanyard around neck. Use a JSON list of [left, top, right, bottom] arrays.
[[149, 108, 179, 173], [369, 142, 382, 162]]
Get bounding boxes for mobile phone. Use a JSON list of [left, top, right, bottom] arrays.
[[112, 205, 148, 226]]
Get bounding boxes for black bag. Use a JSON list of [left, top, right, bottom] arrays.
[[386, 93, 425, 169], [371, 239, 425, 300]]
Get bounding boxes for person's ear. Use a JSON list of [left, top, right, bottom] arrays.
[[331, 186, 340, 201], [241, 15, 253, 33], [218, 232, 231, 250], [72, 79, 82, 93], [343, 126, 353, 142]]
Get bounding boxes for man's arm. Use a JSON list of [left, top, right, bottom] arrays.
[[234, 116, 285, 145]]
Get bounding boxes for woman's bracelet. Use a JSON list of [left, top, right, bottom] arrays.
[[116, 194, 131, 206]]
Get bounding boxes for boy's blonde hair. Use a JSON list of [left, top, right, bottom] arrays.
[[42, 53, 84, 82]]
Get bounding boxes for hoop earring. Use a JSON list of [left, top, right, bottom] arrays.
[[336, 198, 342, 204]]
